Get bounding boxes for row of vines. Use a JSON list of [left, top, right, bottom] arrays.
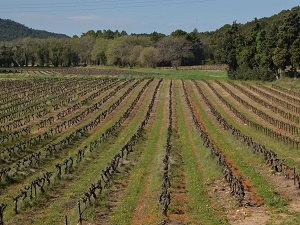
[[1, 74, 300, 225]]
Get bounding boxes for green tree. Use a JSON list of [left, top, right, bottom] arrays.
[[35, 39, 50, 66], [290, 36, 300, 75], [49, 38, 64, 67], [81, 30, 97, 38], [171, 29, 188, 38], [17, 37, 36, 66], [220, 22, 244, 73], [0, 45, 17, 67], [255, 30, 266, 67], [77, 36, 95, 65], [273, 8, 300, 77], [187, 29, 205, 65], [238, 18, 261, 69], [139, 46, 158, 68], [149, 31, 165, 43], [260, 25, 277, 73], [91, 39, 110, 65], [106, 36, 151, 67]]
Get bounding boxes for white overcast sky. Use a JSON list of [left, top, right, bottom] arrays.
[[1, 0, 299, 36]]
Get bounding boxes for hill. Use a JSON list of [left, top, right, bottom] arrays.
[[0, 18, 68, 41]]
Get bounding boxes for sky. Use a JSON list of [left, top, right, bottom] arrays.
[[1, 0, 299, 37]]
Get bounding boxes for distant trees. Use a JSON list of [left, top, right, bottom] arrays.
[[91, 39, 109, 65], [217, 6, 300, 81], [156, 36, 194, 68], [0, 22, 205, 69], [0, 45, 17, 67], [106, 35, 152, 67], [1, 6, 299, 81], [291, 36, 300, 71], [139, 47, 158, 68]]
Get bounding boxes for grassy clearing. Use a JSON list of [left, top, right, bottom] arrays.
[[84, 65, 227, 80], [130, 68, 227, 80], [0, 66, 227, 80]]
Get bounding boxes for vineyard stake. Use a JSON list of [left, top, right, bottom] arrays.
[[78, 201, 82, 225], [294, 167, 296, 186]]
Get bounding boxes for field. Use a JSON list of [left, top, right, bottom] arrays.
[[1, 68, 300, 225]]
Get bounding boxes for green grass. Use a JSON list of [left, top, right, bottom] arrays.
[[0, 66, 228, 80], [175, 80, 229, 225], [126, 67, 227, 80], [188, 80, 288, 208], [211, 81, 300, 170], [110, 80, 168, 225]]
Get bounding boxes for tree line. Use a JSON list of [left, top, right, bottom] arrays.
[[0, 6, 299, 80], [214, 6, 300, 80], [0, 29, 202, 69]]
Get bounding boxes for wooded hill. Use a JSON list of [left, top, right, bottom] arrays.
[[0, 19, 68, 41]]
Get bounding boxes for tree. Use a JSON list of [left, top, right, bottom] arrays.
[[156, 36, 194, 69], [273, 8, 300, 77], [290, 36, 300, 75], [60, 38, 79, 67], [35, 39, 50, 66], [255, 30, 266, 67], [149, 31, 165, 43], [171, 29, 188, 38], [77, 36, 95, 65], [49, 38, 64, 67], [0, 45, 17, 67], [129, 45, 143, 67], [106, 36, 151, 67], [81, 30, 97, 38], [139, 47, 158, 68], [260, 25, 277, 73], [102, 29, 116, 39], [91, 39, 109, 65], [16, 37, 36, 66], [187, 29, 205, 65], [238, 18, 262, 69], [220, 22, 244, 73]]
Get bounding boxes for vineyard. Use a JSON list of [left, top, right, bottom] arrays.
[[1, 70, 300, 225]]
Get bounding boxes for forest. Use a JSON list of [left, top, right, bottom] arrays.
[[0, 6, 299, 81]]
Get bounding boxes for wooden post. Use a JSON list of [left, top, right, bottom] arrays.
[[65, 215, 68, 225], [78, 201, 82, 225], [294, 167, 296, 186]]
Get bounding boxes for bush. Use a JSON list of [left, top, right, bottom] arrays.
[[228, 66, 276, 81]]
